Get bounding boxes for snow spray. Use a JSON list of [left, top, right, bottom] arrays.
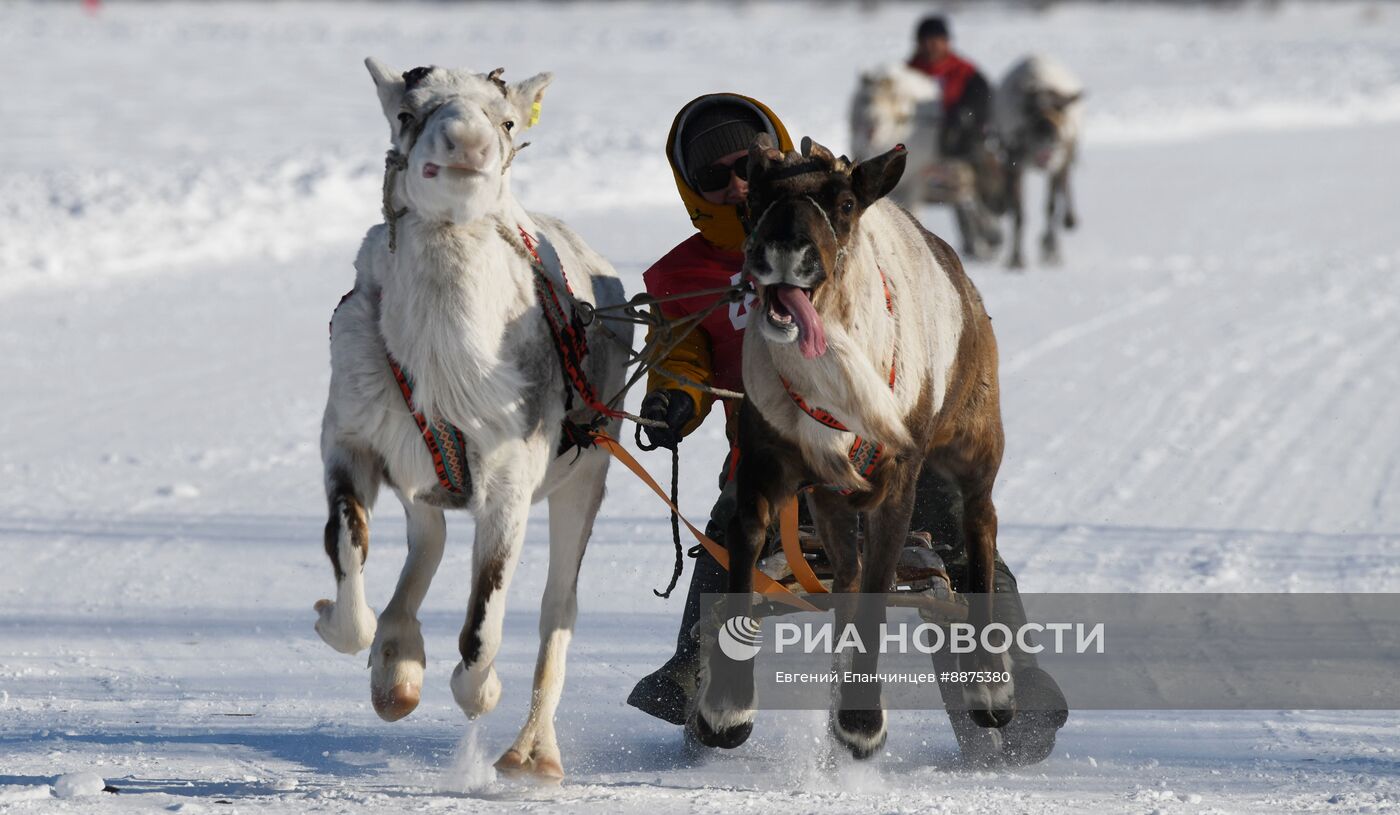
[[439, 722, 497, 794]]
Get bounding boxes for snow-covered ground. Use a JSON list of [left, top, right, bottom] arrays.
[[3, 1, 1399, 812]]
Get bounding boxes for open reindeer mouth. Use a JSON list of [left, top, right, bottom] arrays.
[[763, 283, 828, 359], [422, 162, 485, 179]]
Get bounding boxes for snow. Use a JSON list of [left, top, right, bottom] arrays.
[[2, 1, 1399, 813], [52, 772, 105, 799]]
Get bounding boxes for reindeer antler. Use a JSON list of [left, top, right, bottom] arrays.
[[751, 132, 784, 162], [800, 136, 854, 173], [800, 137, 837, 164], [486, 67, 508, 96]]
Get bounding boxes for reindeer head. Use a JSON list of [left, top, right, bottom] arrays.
[[365, 58, 552, 224], [850, 66, 938, 161], [1020, 87, 1083, 168], [742, 134, 905, 359]]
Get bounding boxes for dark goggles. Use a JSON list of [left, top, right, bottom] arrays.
[[692, 155, 750, 193]]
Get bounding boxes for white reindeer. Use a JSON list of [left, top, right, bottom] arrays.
[[850, 64, 1004, 260], [994, 55, 1085, 268], [849, 64, 943, 212], [313, 58, 632, 782]]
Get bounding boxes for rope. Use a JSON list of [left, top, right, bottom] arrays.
[[382, 150, 409, 252], [662, 443, 681, 596], [631, 395, 683, 599], [591, 431, 818, 613], [593, 285, 749, 413], [649, 364, 745, 401]]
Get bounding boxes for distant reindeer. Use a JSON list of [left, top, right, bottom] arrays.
[[849, 64, 942, 212], [314, 58, 631, 782], [850, 64, 1004, 260], [995, 55, 1084, 268], [689, 135, 1012, 758]]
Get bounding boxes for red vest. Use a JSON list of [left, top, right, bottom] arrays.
[[642, 233, 756, 397], [909, 52, 979, 113]]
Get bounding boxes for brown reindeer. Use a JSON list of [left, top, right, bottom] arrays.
[[689, 134, 1013, 758]]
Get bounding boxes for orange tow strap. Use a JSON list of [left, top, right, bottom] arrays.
[[591, 432, 818, 612], [779, 496, 828, 594]]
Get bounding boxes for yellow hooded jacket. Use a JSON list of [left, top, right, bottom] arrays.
[[645, 94, 794, 439]]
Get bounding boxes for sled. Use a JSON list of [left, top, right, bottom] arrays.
[[747, 526, 968, 625]]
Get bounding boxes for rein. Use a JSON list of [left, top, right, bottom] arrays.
[[382, 151, 409, 252]]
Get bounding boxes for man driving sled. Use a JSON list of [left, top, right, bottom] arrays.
[[626, 93, 1067, 765]]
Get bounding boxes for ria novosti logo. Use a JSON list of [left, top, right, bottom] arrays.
[[718, 615, 764, 661]]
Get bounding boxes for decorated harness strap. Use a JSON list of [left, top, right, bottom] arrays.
[[518, 226, 623, 422], [782, 268, 896, 488], [388, 355, 472, 495]]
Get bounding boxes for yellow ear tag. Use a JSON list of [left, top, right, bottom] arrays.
[[528, 101, 542, 129]]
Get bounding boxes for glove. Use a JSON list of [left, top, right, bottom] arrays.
[[639, 389, 697, 450]]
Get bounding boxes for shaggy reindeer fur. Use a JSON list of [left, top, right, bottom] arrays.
[[315, 58, 631, 782], [691, 135, 1013, 759], [995, 55, 1085, 268]]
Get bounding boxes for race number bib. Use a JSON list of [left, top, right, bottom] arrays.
[[729, 271, 758, 330]]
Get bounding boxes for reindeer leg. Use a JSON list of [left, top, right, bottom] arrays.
[[960, 481, 1016, 728], [1061, 161, 1078, 231], [831, 473, 916, 759], [367, 498, 445, 721], [1041, 168, 1065, 266], [691, 415, 794, 750], [451, 444, 541, 721], [314, 450, 381, 655], [689, 491, 770, 750], [1007, 164, 1026, 270], [495, 450, 608, 783]]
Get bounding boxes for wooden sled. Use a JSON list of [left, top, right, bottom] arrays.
[[748, 526, 968, 625]]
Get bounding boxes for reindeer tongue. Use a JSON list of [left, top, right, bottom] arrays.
[[775, 285, 827, 358]]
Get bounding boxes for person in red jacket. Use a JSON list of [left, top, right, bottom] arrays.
[[908, 15, 995, 161], [627, 94, 1067, 766], [624, 95, 787, 730]]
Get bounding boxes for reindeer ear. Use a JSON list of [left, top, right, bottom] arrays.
[[851, 144, 907, 207], [508, 72, 553, 129], [1055, 89, 1085, 109], [364, 57, 406, 127]]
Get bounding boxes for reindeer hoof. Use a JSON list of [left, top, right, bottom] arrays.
[[371, 681, 419, 722], [451, 661, 501, 719], [687, 710, 753, 750], [1064, 213, 1077, 230], [832, 709, 888, 760], [494, 749, 564, 784], [313, 599, 376, 654], [970, 707, 1016, 729]]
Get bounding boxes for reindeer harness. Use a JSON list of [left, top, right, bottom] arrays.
[[778, 268, 897, 491]]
